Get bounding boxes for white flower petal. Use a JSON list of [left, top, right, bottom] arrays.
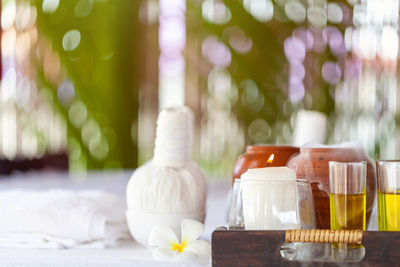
[[149, 226, 179, 247], [181, 219, 204, 243], [177, 247, 200, 263], [188, 239, 211, 264], [152, 247, 179, 262]]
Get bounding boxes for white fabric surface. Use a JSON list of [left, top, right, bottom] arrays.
[[0, 189, 128, 249], [0, 171, 231, 267]]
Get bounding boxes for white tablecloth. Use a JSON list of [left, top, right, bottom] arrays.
[[0, 171, 232, 267]]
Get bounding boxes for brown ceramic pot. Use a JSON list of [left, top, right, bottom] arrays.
[[232, 145, 300, 183], [287, 147, 376, 229]]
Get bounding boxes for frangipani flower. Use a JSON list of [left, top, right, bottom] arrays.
[[148, 219, 211, 263]]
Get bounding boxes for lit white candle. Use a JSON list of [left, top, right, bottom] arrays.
[[241, 164, 301, 230], [241, 166, 296, 181]]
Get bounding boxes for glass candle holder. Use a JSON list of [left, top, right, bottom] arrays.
[[240, 179, 316, 230], [376, 160, 400, 231], [329, 161, 367, 231], [228, 179, 244, 229]]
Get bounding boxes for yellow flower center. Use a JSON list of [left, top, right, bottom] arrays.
[[171, 240, 187, 253]]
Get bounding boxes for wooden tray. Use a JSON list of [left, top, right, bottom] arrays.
[[212, 227, 400, 266]]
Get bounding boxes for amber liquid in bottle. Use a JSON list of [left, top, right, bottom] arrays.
[[378, 191, 400, 231], [330, 193, 366, 249]]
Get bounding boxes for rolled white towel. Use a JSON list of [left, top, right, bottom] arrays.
[[0, 189, 128, 249]]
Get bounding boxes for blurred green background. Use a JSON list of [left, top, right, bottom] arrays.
[[1, 0, 399, 176]]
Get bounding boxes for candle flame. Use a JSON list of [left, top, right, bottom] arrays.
[[266, 154, 274, 167]]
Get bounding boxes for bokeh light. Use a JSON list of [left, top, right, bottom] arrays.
[[2, 106, 17, 160], [290, 61, 305, 80], [57, 80, 75, 107], [74, 0, 94, 18], [69, 101, 88, 128], [202, 36, 232, 68], [322, 61, 342, 85], [159, 54, 185, 77], [285, 0, 306, 23], [62, 30, 81, 52], [243, 0, 274, 22], [81, 119, 101, 147], [327, 3, 343, 24], [292, 28, 313, 51], [225, 26, 253, 54], [284, 36, 305, 63], [202, 0, 232, 25], [289, 78, 305, 103], [159, 18, 185, 53], [307, 6, 327, 28], [42, 0, 60, 14], [89, 135, 109, 161], [139, 0, 159, 24], [208, 69, 231, 98], [15, 3, 36, 30], [2, 68, 17, 102], [309, 27, 326, 53], [158, 0, 186, 109], [2, 1, 16, 30], [248, 118, 271, 143], [352, 4, 367, 27], [380, 25, 398, 60], [15, 32, 31, 64], [2, 27, 17, 58], [240, 79, 264, 112]]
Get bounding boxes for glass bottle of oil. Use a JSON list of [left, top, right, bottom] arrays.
[[330, 193, 366, 230], [377, 190, 400, 231]]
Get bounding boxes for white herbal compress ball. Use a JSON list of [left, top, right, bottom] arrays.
[[126, 106, 207, 246]]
